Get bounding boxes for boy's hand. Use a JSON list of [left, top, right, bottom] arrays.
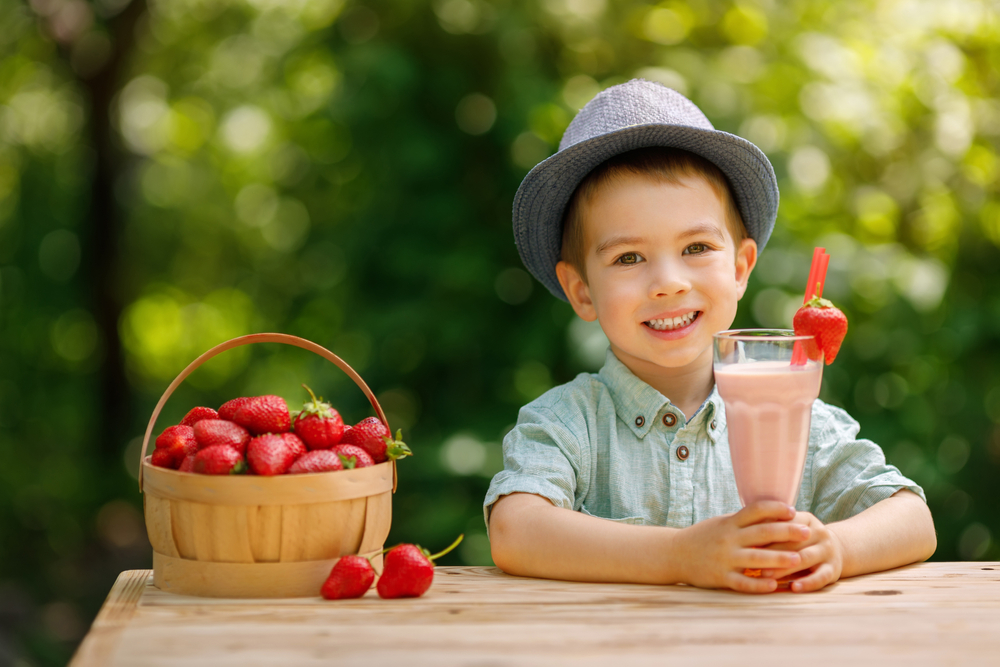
[[760, 511, 844, 593], [673, 501, 810, 594]]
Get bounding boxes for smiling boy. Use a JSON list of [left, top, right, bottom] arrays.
[[485, 80, 936, 593]]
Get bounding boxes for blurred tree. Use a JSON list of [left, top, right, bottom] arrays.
[[1, 0, 999, 664]]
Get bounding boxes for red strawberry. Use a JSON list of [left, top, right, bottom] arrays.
[[339, 417, 411, 463], [288, 450, 345, 474], [234, 395, 291, 435], [178, 454, 197, 473], [376, 535, 464, 599], [793, 297, 848, 365], [219, 396, 253, 421], [151, 448, 177, 469], [180, 406, 219, 427], [293, 385, 345, 450], [153, 424, 198, 468], [247, 433, 302, 476], [192, 445, 247, 475], [193, 419, 251, 455], [282, 432, 307, 459], [332, 444, 374, 469], [321, 555, 375, 599]]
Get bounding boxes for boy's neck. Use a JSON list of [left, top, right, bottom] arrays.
[[610, 346, 715, 420]]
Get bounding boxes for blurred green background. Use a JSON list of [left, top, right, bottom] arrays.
[[2, 0, 999, 663]]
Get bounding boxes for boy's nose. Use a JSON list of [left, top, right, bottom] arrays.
[[647, 259, 692, 298]]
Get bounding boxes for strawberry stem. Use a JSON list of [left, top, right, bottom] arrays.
[[302, 383, 320, 404], [428, 534, 464, 561]]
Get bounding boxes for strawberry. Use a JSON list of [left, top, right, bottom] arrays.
[[332, 444, 374, 469], [376, 535, 464, 599], [193, 419, 251, 455], [178, 454, 197, 473], [153, 424, 198, 468], [151, 448, 177, 469], [234, 395, 291, 435], [321, 556, 375, 599], [339, 417, 411, 463], [192, 445, 247, 475], [293, 385, 345, 450], [218, 396, 253, 421], [180, 406, 219, 427], [793, 297, 848, 365], [247, 432, 303, 475], [288, 450, 345, 474]]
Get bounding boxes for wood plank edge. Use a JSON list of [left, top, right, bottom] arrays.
[[68, 570, 152, 667]]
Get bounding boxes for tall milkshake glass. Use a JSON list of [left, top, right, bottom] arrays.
[[713, 330, 823, 507]]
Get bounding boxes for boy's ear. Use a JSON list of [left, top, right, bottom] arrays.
[[556, 260, 597, 322], [734, 238, 758, 301]]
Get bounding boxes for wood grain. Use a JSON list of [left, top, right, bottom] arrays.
[[71, 563, 1000, 667]]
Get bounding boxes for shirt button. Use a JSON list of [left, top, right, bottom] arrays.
[[635, 416, 645, 427], [710, 419, 717, 430], [676, 445, 689, 461], [662, 413, 677, 427]]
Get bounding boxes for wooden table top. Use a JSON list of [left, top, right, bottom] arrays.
[[71, 562, 1000, 666]]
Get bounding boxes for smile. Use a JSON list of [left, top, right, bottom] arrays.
[[644, 311, 700, 331]]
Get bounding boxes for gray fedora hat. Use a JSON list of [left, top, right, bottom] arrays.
[[512, 78, 779, 301]]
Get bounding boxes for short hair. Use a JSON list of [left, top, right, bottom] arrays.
[[560, 147, 747, 280]]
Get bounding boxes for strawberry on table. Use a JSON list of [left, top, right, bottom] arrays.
[[193, 419, 251, 455], [153, 424, 198, 468], [376, 535, 464, 599], [234, 395, 291, 435], [218, 397, 253, 421], [793, 297, 848, 364], [192, 445, 246, 475], [332, 444, 374, 469], [321, 555, 375, 599], [293, 385, 345, 450], [247, 432, 304, 476], [288, 450, 345, 474], [180, 406, 219, 427], [339, 417, 411, 463]]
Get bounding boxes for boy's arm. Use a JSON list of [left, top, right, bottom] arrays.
[[831, 489, 936, 577], [489, 492, 810, 593], [765, 489, 936, 592]]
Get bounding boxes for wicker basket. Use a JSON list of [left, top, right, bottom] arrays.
[[138, 333, 396, 598]]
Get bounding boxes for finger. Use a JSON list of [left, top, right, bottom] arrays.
[[734, 501, 797, 528], [725, 570, 778, 594], [740, 548, 801, 570], [767, 544, 826, 580], [790, 563, 838, 593], [740, 522, 810, 547]]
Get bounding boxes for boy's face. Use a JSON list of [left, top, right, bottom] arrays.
[[556, 172, 757, 380]]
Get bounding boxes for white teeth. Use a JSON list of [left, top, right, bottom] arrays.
[[646, 312, 698, 331]]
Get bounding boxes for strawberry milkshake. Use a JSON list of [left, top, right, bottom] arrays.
[[714, 331, 823, 507]]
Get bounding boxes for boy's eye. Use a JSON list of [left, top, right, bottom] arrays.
[[616, 252, 641, 265], [685, 243, 708, 255]]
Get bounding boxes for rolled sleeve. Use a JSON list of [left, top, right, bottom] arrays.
[[808, 404, 926, 523], [483, 402, 586, 533]]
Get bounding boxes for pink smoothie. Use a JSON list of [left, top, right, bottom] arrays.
[[714, 360, 822, 507]]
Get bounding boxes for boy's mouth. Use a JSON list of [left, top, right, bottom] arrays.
[[644, 311, 700, 331]]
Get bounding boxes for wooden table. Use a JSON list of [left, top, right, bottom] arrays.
[[71, 563, 1000, 666]]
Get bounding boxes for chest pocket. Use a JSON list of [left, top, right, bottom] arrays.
[[580, 505, 645, 525]]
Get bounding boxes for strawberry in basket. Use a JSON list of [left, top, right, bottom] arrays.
[[152, 425, 198, 469], [340, 417, 411, 463], [293, 385, 345, 450], [248, 432, 306, 475]]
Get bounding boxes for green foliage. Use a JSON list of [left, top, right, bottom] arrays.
[[1, 0, 1000, 663]]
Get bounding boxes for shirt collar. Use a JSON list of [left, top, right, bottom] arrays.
[[597, 348, 726, 442]]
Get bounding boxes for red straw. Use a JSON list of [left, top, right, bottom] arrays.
[[792, 247, 830, 365]]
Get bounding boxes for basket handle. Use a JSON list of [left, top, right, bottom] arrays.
[[138, 333, 393, 492]]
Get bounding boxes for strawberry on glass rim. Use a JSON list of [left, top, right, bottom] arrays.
[[793, 296, 848, 365]]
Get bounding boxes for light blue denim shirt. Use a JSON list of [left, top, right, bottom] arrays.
[[484, 349, 924, 531]]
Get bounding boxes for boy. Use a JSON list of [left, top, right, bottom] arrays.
[[485, 79, 936, 593]]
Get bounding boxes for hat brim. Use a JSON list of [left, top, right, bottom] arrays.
[[513, 123, 779, 301]]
